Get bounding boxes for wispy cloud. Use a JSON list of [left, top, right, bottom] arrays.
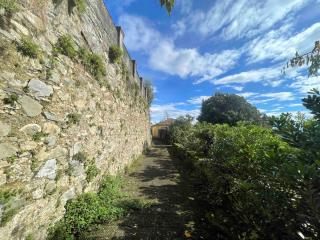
[[180, 0, 309, 40], [120, 14, 240, 80], [187, 96, 211, 105], [151, 103, 200, 122]]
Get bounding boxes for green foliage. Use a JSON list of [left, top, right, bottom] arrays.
[[0, 189, 17, 226], [67, 113, 81, 124], [48, 176, 126, 239], [3, 93, 18, 106], [86, 164, 100, 182], [79, 47, 106, 80], [25, 234, 34, 240], [144, 80, 154, 106], [0, 189, 15, 205], [284, 41, 320, 76], [72, 152, 87, 162], [55, 35, 77, 59], [303, 88, 320, 121], [198, 93, 263, 126], [72, 0, 86, 14], [16, 37, 39, 59], [108, 45, 123, 64], [170, 120, 319, 239], [0, 0, 19, 13], [32, 132, 48, 141], [159, 0, 174, 14]]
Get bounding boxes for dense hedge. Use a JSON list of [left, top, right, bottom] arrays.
[[170, 120, 319, 239]]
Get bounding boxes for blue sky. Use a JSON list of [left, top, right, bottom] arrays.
[[105, 0, 320, 123]]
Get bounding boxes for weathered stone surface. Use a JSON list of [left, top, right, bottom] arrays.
[[45, 136, 57, 147], [43, 123, 60, 136], [32, 188, 44, 200], [48, 70, 60, 84], [69, 160, 85, 177], [19, 124, 41, 136], [0, 143, 17, 160], [0, 122, 11, 137], [37, 146, 67, 163], [19, 95, 43, 117], [45, 182, 56, 195], [28, 79, 53, 97], [0, 170, 6, 186], [43, 111, 62, 122], [36, 159, 56, 180], [20, 141, 38, 151], [60, 188, 76, 204]]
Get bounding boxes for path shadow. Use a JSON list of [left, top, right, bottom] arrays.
[[83, 147, 211, 240]]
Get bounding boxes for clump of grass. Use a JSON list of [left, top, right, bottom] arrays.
[[47, 176, 125, 239], [79, 47, 106, 81], [3, 93, 18, 106], [73, 0, 86, 14], [86, 164, 100, 182], [6, 156, 17, 164], [55, 35, 77, 59], [32, 132, 48, 141], [0, 189, 17, 227], [67, 113, 81, 124], [73, 151, 87, 162], [108, 45, 123, 64], [16, 37, 40, 59], [0, 0, 19, 13]]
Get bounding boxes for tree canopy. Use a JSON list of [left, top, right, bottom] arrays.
[[198, 93, 262, 125], [159, 0, 174, 14]]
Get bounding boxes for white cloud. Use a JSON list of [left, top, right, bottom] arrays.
[[119, 14, 161, 52], [211, 67, 282, 86], [237, 92, 258, 98], [184, 0, 309, 40], [187, 96, 211, 105], [246, 22, 320, 63], [289, 75, 320, 93], [120, 14, 240, 81], [175, 0, 193, 15], [151, 103, 200, 122], [149, 41, 240, 79]]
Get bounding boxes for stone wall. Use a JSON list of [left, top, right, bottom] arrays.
[[0, 1, 151, 239]]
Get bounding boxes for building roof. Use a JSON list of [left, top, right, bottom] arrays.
[[152, 118, 175, 127]]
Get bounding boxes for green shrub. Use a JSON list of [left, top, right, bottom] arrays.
[[73, 0, 86, 14], [79, 47, 106, 80], [108, 45, 123, 64], [16, 37, 40, 59], [170, 121, 319, 239], [67, 113, 81, 124], [72, 152, 87, 162], [55, 35, 77, 59], [3, 93, 18, 106], [0, 0, 19, 13], [64, 193, 106, 237], [48, 176, 125, 239], [86, 164, 100, 182], [32, 132, 48, 141]]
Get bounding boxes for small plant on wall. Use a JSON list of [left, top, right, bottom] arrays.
[[16, 37, 40, 59], [108, 45, 123, 64]]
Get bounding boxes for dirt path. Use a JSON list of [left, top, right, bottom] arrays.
[[83, 145, 209, 240]]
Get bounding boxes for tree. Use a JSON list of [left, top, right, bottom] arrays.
[[159, 0, 174, 14], [144, 80, 154, 106], [198, 93, 262, 125]]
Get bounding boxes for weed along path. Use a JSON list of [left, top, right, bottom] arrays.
[[83, 145, 210, 240]]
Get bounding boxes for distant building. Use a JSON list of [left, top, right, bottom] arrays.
[[151, 118, 175, 140]]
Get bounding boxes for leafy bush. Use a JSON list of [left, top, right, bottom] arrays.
[[85, 164, 100, 182], [48, 176, 126, 239], [0, 0, 19, 13], [3, 93, 18, 106], [108, 45, 123, 64], [72, 152, 87, 162], [72, 0, 86, 14], [16, 37, 39, 58], [32, 132, 48, 141], [67, 113, 81, 124], [79, 47, 106, 80], [198, 93, 264, 126], [170, 121, 319, 239], [55, 35, 77, 59]]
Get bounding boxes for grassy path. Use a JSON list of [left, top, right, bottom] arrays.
[[83, 145, 210, 240]]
